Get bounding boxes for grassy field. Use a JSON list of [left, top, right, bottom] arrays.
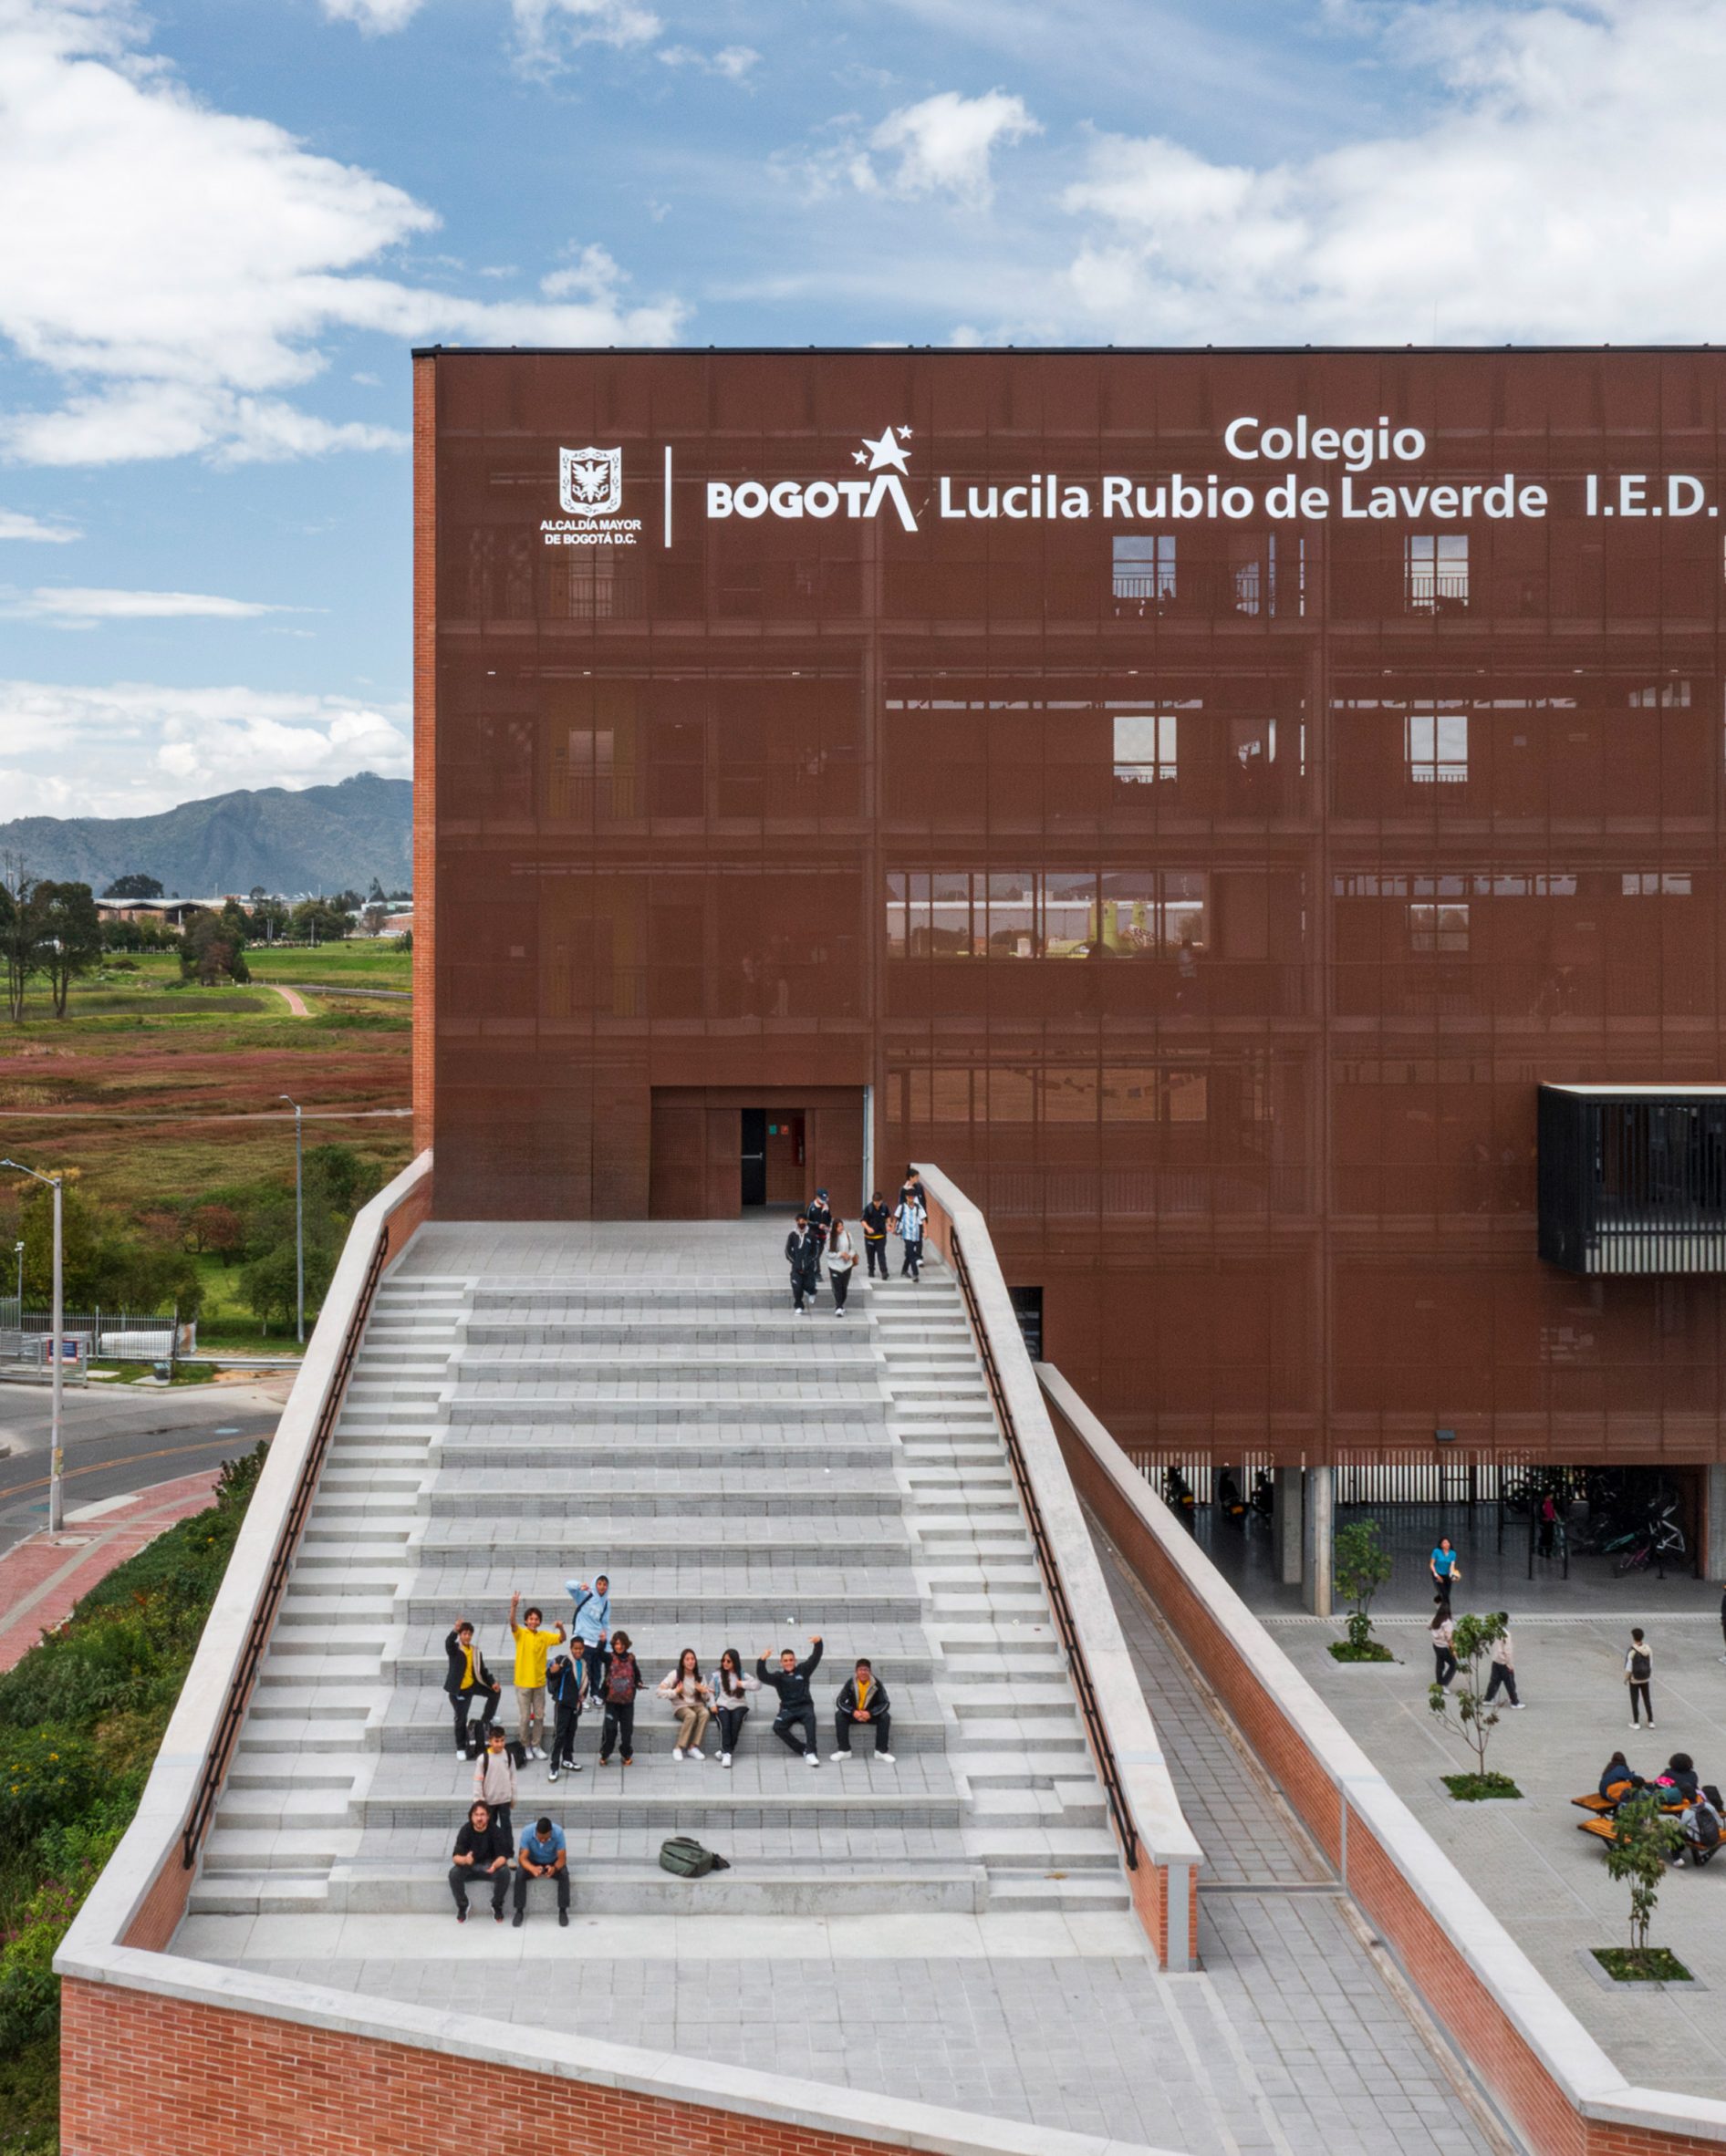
[[246, 942, 411, 989], [0, 946, 414, 1314]]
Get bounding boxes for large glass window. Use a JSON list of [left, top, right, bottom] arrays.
[[1405, 533, 1469, 611], [1112, 534, 1176, 611], [1409, 902, 1470, 952], [1113, 712, 1179, 784], [1405, 708, 1469, 784]]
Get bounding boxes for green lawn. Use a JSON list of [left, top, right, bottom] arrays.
[[247, 942, 411, 990]]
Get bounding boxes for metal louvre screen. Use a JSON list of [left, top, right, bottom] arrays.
[[1538, 1085, 1726, 1274]]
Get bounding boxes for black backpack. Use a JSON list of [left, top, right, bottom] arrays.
[[1630, 1648, 1652, 1682]]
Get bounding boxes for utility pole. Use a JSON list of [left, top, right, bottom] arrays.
[[4, 1160, 65, 1530], [279, 1096, 304, 1343]]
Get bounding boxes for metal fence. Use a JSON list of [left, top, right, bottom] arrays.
[[1124, 1452, 1519, 1508], [9, 1306, 193, 1358]]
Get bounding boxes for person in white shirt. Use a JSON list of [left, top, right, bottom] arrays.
[[894, 1194, 926, 1280], [1483, 1613, 1523, 1709], [710, 1645, 760, 1767], [827, 1217, 858, 1315]]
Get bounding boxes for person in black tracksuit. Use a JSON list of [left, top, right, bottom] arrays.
[[757, 1635, 824, 1763], [806, 1189, 832, 1267], [442, 1619, 501, 1757], [546, 1650, 585, 1779], [861, 1194, 891, 1280], [785, 1214, 821, 1313]]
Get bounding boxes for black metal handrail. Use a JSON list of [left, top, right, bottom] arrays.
[[946, 1225, 1139, 1871], [181, 1225, 392, 1868]]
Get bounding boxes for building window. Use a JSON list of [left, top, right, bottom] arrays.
[[1112, 534, 1176, 611], [1405, 708, 1469, 784], [1113, 712, 1178, 784], [1409, 902, 1469, 952], [1405, 533, 1469, 612]]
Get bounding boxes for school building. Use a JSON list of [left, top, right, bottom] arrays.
[[411, 344, 1726, 1546]]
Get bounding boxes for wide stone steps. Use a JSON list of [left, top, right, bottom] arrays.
[[183, 1235, 1132, 1936]]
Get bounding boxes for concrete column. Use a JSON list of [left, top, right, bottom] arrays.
[[1303, 1466, 1334, 1617], [1273, 1467, 1303, 1585], [1707, 1465, 1726, 1583]]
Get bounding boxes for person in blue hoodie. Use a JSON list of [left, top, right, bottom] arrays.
[[566, 1574, 611, 1703]]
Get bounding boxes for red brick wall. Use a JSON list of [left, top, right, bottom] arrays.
[[1045, 1398, 1726, 2156], [411, 352, 436, 1163], [60, 1980, 962, 2156]]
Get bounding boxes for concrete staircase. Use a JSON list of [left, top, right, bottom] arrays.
[[191, 1230, 1128, 1923]]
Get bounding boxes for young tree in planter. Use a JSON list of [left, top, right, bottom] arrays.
[[1332, 1519, 1393, 1656], [1428, 1610, 1516, 1796], [1603, 1792, 1684, 1958]]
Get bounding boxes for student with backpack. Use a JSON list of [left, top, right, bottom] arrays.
[[565, 1574, 612, 1705], [471, 1727, 518, 1845], [1677, 1790, 1724, 1866], [507, 1591, 566, 1761], [512, 1816, 570, 1926], [861, 1192, 891, 1280], [785, 1213, 821, 1313], [1624, 1628, 1656, 1728], [448, 1800, 512, 1923], [598, 1630, 641, 1767], [757, 1635, 824, 1766], [894, 1191, 926, 1280], [442, 1617, 501, 1757], [1598, 1751, 1643, 1801], [545, 1649, 585, 1781], [710, 1646, 759, 1767]]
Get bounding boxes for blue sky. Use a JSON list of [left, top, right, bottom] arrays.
[[0, 0, 1721, 816]]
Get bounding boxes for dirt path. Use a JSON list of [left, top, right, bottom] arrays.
[[265, 983, 311, 1017]]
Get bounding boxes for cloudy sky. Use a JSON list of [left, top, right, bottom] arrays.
[[0, 0, 1721, 815]]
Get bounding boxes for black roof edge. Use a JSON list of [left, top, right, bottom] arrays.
[[411, 342, 1721, 359]]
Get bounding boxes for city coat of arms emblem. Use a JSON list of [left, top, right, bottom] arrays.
[[559, 445, 622, 517]]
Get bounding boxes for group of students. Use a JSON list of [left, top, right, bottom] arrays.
[[784, 1170, 929, 1313], [1424, 1543, 1526, 1709], [442, 1591, 895, 1923], [1594, 1747, 1724, 1863]]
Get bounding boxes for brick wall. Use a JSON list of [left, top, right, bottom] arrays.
[[411, 353, 436, 1162], [1044, 1391, 1726, 2156], [60, 1980, 965, 2156]]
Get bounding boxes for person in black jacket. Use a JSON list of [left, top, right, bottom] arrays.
[[806, 1188, 832, 1266], [861, 1192, 891, 1280], [757, 1634, 824, 1765], [545, 1649, 585, 1781], [448, 1799, 511, 1923], [831, 1658, 894, 1762], [443, 1618, 501, 1757], [785, 1214, 821, 1314]]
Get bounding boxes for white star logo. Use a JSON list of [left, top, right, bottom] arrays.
[[859, 425, 910, 473]]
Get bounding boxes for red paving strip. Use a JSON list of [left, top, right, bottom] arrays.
[[0, 1467, 225, 1672]]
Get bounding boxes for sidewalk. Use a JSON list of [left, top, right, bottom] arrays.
[[0, 1467, 225, 1672]]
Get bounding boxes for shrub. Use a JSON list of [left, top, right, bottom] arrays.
[[0, 1730, 96, 1848]]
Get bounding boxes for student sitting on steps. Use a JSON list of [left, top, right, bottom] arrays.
[[757, 1635, 824, 1767], [831, 1657, 894, 1762]]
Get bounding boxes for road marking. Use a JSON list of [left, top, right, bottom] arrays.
[[66, 1492, 139, 1522], [0, 1430, 273, 1502]]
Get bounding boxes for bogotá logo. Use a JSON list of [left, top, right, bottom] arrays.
[[706, 426, 918, 532], [543, 445, 641, 546], [559, 445, 621, 516]]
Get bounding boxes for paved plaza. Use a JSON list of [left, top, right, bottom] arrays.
[[1273, 1600, 1726, 2100]]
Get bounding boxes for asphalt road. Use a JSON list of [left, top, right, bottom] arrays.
[[0, 1375, 289, 1559]]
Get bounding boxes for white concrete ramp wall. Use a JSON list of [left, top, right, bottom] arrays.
[[914, 1163, 1204, 1965]]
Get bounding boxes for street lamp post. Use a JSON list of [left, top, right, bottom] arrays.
[[3, 1161, 65, 1532], [279, 1095, 304, 1344], [12, 1239, 21, 1316]]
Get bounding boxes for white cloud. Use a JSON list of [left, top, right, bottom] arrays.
[[6, 586, 291, 625], [0, 0, 688, 467], [0, 679, 411, 816], [659, 43, 759, 80], [1056, 0, 1726, 343], [869, 89, 1039, 206], [0, 509, 79, 542], [320, 0, 426, 28]]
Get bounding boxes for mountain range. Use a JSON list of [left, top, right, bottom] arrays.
[[0, 772, 412, 898]]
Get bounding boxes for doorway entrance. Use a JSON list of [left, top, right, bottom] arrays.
[[741, 1109, 806, 1208], [650, 1086, 862, 1219]]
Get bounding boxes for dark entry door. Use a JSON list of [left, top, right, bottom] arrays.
[[740, 1108, 767, 1207]]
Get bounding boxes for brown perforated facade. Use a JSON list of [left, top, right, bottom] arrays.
[[415, 347, 1726, 1465]]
